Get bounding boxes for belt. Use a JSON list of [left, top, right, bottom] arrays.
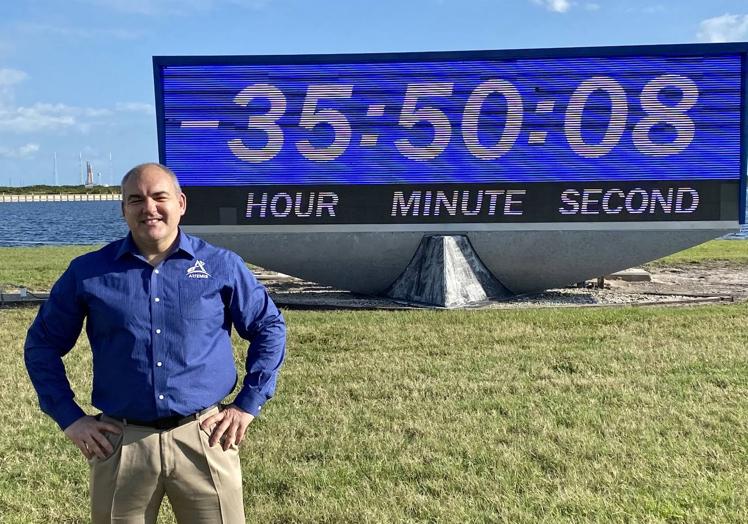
[[102, 404, 220, 431]]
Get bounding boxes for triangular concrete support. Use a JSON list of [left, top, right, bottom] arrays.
[[385, 235, 512, 308]]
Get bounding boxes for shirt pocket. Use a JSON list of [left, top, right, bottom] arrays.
[[179, 280, 225, 320]]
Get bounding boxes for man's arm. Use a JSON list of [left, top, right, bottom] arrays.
[[201, 254, 286, 450], [24, 265, 87, 429], [24, 263, 122, 459]]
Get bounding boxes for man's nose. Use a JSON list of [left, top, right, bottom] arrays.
[[144, 198, 158, 214]]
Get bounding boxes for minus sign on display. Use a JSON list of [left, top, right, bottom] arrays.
[[180, 121, 220, 128]]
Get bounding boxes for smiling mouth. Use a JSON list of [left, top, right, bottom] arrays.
[[142, 218, 162, 225]]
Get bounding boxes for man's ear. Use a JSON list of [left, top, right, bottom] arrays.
[[179, 192, 187, 216]]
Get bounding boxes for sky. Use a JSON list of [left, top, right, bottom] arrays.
[[1, 0, 747, 187]]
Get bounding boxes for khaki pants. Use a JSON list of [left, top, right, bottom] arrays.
[[89, 407, 245, 523]]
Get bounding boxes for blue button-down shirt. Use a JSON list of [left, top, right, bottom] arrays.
[[24, 231, 286, 430]]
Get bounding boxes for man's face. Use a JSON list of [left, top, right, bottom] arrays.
[[122, 166, 186, 252]]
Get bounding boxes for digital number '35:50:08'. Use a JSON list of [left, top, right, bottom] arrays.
[[225, 74, 698, 164]]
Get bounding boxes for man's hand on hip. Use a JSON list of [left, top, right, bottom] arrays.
[[200, 404, 255, 451], [63, 415, 122, 460]]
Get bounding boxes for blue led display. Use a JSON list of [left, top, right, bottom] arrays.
[[157, 52, 744, 187]]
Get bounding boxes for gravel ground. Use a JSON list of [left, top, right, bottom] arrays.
[[258, 264, 748, 310], [4, 264, 745, 310]]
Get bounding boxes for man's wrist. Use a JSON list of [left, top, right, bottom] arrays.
[[231, 389, 265, 417], [55, 403, 87, 431]]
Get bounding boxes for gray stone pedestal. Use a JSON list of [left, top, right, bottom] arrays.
[[385, 235, 511, 308]]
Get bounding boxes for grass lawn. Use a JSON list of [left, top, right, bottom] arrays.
[[646, 239, 748, 267], [0, 241, 747, 522], [1, 239, 748, 293], [0, 245, 96, 291]]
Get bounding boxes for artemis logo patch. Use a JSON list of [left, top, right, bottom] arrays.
[[186, 260, 210, 279]]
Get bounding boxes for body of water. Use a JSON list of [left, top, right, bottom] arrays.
[[0, 201, 746, 247], [0, 201, 128, 247]]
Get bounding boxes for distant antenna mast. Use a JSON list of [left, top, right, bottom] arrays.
[[53, 152, 58, 186], [109, 152, 113, 186], [79, 152, 83, 185]]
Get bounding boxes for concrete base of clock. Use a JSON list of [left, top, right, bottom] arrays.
[[384, 235, 511, 308], [188, 225, 733, 296]]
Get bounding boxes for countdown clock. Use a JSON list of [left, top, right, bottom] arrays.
[[154, 43, 747, 294]]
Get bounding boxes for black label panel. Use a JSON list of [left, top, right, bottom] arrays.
[[182, 180, 739, 226]]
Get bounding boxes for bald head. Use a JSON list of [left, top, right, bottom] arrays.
[[121, 163, 181, 198], [120, 162, 187, 259]]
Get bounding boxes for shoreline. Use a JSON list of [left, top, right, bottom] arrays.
[[0, 193, 121, 203]]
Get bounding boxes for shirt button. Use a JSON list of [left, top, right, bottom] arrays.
[[156, 329, 162, 334], [157, 361, 163, 367], [154, 297, 160, 303], [154, 269, 160, 274], [158, 394, 164, 400]]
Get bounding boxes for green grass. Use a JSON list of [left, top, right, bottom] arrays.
[[1, 243, 748, 522], [0, 245, 98, 291], [646, 239, 748, 267], [1, 239, 747, 293], [2, 304, 747, 522]]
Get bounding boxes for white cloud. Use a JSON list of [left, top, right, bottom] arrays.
[[532, 0, 572, 13], [18, 143, 40, 156], [0, 70, 152, 133], [115, 102, 155, 115], [0, 103, 117, 133], [0, 104, 77, 133], [0, 68, 27, 86], [0, 68, 28, 106], [0, 100, 152, 133], [698, 13, 748, 43], [0, 143, 40, 158]]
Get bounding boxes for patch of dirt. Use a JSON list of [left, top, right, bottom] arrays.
[[5, 265, 746, 310], [635, 263, 748, 298], [256, 264, 748, 310]]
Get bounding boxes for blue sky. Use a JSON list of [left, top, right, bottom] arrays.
[[1, 0, 747, 187]]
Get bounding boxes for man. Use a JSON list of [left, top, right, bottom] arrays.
[[24, 163, 286, 523]]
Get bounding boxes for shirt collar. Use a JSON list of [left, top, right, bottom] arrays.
[[115, 229, 196, 261], [175, 229, 196, 259]]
